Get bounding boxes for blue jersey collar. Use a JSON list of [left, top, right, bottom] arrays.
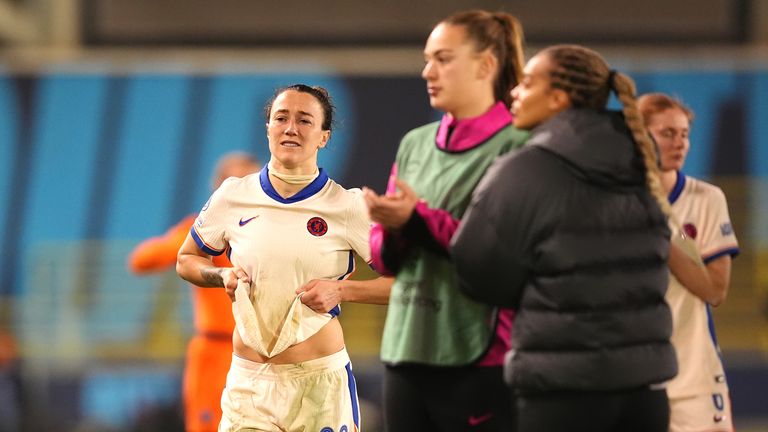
[[259, 166, 329, 203], [668, 171, 686, 204]]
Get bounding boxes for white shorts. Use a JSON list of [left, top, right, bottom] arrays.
[[219, 348, 360, 432], [669, 391, 733, 432]]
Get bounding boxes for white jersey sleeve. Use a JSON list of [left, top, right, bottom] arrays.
[[191, 177, 238, 256], [345, 188, 372, 263], [697, 183, 739, 263]]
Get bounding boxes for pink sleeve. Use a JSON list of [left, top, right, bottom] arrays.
[[477, 308, 515, 366], [369, 223, 396, 276], [414, 201, 461, 252], [368, 163, 461, 271], [369, 163, 405, 275]]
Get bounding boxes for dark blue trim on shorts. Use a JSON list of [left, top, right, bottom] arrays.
[[190, 226, 225, 256], [668, 171, 686, 204], [345, 362, 360, 429], [329, 305, 341, 318], [259, 166, 329, 204]]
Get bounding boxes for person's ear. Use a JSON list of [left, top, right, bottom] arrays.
[[549, 88, 571, 111], [477, 50, 497, 81], [318, 130, 331, 149]]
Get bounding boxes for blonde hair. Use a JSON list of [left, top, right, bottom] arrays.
[[637, 92, 695, 126], [541, 44, 670, 216], [441, 10, 525, 107]]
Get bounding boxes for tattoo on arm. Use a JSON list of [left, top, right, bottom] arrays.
[[200, 267, 224, 287]]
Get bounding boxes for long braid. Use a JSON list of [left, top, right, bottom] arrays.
[[612, 73, 671, 216], [542, 44, 671, 216]]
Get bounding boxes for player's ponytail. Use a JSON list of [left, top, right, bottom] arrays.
[[441, 10, 525, 108], [542, 44, 670, 216]]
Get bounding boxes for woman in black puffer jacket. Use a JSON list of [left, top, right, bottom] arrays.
[[451, 44, 677, 432]]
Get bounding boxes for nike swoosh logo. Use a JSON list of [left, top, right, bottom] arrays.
[[239, 216, 259, 226], [468, 413, 493, 426]]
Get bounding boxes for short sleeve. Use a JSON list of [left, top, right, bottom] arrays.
[[346, 189, 372, 263], [698, 185, 739, 263], [190, 177, 236, 256]]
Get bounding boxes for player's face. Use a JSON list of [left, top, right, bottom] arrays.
[[266, 90, 330, 173], [646, 108, 691, 172], [421, 23, 485, 118], [511, 54, 567, 130]]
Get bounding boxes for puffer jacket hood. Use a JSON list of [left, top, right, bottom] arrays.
[[530, 108, 646, 189]]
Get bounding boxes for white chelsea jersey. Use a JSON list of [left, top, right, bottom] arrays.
[[666, 172, 739, 399], [191, 167, 372, 357]]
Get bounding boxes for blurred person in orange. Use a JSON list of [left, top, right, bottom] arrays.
[[0, 324, 20, 432], [128, 152, 260, 432]]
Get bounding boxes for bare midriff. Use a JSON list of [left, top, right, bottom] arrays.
[[232, 318, 345, 364]]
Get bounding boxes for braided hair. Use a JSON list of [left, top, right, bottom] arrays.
[[541, 44, 670, 216]]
